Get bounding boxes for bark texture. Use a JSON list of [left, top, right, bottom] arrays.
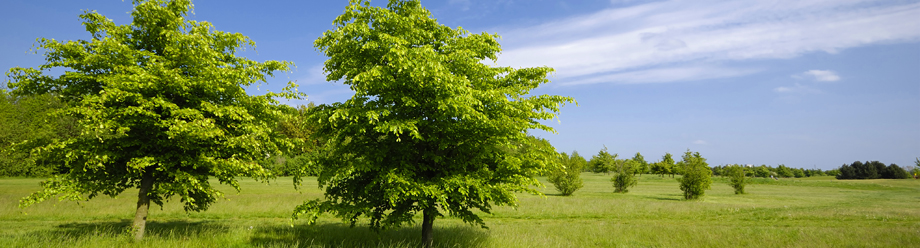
[[133, 171, 154, 241]]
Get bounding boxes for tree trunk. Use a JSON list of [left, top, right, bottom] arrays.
[[421, 205, 436, 248], [133, 170, 154, 241]]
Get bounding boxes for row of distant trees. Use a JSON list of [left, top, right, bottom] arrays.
[[712, 164, 830, 178], [549, 148, 713, 199], [835, 160, 913, 179], [545, 147, 920, 198]]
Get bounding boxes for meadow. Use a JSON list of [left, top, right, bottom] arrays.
[[1, 173, 917, 247]]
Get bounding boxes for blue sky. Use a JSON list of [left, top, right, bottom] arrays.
[[2, 0, 918, 170]]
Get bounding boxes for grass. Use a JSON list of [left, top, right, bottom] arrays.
[[1, 174, 918, 247]]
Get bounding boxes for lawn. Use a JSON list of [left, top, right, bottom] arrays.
[[1, 174, 917, 247]]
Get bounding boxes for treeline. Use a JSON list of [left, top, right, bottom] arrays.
[[712, 164, 829, 179], [835, 161, 911, 179]]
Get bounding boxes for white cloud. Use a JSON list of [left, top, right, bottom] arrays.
[[563, 65, 761, 85], [494, 0, 920, 85], [692, 140, 707, 145], [773, 83, 822, 94], [793, 70, 841, 82]]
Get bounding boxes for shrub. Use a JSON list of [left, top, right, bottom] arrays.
[[677, 150, 712, 200], [724, 164, 749, 194], [612, 159, 638, 193], [549, 152, 586, 196]]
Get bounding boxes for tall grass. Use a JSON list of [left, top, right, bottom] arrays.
[[1, 174, 918, 247]]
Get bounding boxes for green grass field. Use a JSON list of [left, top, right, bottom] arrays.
[[1, 174, 918, 247]]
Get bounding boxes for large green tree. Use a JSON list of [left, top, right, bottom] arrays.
[[292, 0, 573, 246], [8, 0, 301, 240]]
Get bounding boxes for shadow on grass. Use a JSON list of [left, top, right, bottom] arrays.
[[643, 194, 683, 201], [250, 222, 489, 248], [44, 219, 225, 239]]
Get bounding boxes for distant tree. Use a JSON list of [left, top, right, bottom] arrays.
[[836, 161, 909, 180], [825, 169, 840, 177], [882, 164, 910, 179], [836, 163, 857, 179], [612, 159, 638, 193], [10, 0, 301, 240], [549, 151, 585, 196], [291, 0, 575, 246], [750, 165, 767, 178], [711, 165, 724, 177], [724, 164, 748, 194], [853, 161, 879, 179], [660, 153, 676, 178], [776, 164, 794, 178], [590, 147, 617, 174], [632, 152, 648, 176], [792, 168, 805, 178], [677, 150, 712, 200]]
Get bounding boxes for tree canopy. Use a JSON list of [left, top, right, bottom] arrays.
[[292, 0, 574, 245], [8, 0, 301, 239], [677, 150, 711, 200]]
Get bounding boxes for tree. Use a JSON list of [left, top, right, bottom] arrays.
[[776, 164, 794, 178], [882, 164, 910, 179], [659, 153, 676, 178], [724, 164, 748, 194], [0, 92, 78, 177], [677, 150, 712, 200], [612, 159, 638, 193], [632, 152, 648, 176], [291, 0, 574, 246], [9, 0, 301, 240], [590, 147, 617, 174], [549, 151, 585, 196], [754, 165, 771, 178]]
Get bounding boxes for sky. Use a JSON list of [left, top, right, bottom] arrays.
[[1, 0, 918, 170]]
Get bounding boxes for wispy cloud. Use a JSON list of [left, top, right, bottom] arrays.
[[494, 0, 920, 85], [692, 140, 707, 145], [774, 83, 822, 94], [793, 70, 841, 82], [564, 65, 761, 85]]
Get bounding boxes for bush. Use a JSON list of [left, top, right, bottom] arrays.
[[677, 150, 712, 200], [611, 160, 638, 193], [724, 164, 748, 194], [549, 151, 586, 196]]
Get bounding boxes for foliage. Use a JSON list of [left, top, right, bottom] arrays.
[[650, 153, 675, 177], [291, 0, 574, 245], [589, 147, 617, 174], [548, 151, 585, 196], [677, 150, 712, 200], [7, 0, 300, 239], [723, 164, 748, 194], [611, 159, 638, 193], [775, 164, 794, 178], [0, 92, 78, 177], [836, 161, 909, 180], [631, 152, 648, 175]]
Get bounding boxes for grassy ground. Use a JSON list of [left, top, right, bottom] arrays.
[[1, 173, 918, 247]]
